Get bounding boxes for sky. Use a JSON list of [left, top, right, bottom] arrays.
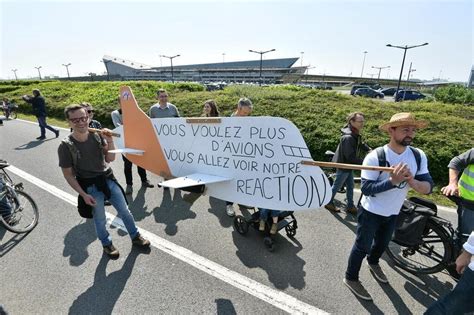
[[0, 0, 472, 82]]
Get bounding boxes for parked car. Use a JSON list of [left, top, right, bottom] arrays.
[[394, 90, 426, 101], [380, 87, 398, 96], [354, 88, 384, 99], [350, 85, 370, 95], [358, 82, 382, 90]]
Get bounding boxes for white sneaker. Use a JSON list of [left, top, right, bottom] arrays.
[[226, 204, 235, 217]]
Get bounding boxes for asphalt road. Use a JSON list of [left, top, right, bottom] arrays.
[[0, 118, 458, 314]]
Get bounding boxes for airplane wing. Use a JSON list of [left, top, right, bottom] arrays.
[[159, 173, 232, 189]]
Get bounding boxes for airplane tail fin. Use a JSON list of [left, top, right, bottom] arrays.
[[119, 86, 172, 178]]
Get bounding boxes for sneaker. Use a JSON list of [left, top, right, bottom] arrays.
[[368, 262, 389, 284], [346, 206, 358, 215], [55, 130, 60, 138], [324, 203, 340, 213], [104, 200, 112, 206], [132, 233, 150, 247], [141, 180, 154, 188], [103, 244, 119, 259], [125, 185, 133, 195], [270, 223, 278, 235], [343, 278, 372, 301], [226, 204, 235, 217], [259, 219, 266, 231], [36, 136, 46, 140]]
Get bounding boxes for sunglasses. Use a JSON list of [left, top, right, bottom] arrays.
[[69, 116, 88, 124], [87, 109, 94, 114]]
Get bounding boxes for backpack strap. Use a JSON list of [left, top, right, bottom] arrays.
[[375, 146, 421, 176], [61, 133, 103, 174]]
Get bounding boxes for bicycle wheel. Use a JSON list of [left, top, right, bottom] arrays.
[[10, 111, 17, 119], [386, 219, 452, 275], [0, 190, 39, 233]]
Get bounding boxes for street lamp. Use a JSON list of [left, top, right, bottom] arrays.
[[11, 69, 18, 80], [300, 51, 304, 67], [249, 48, 276, 85], [35, 66, 42, 80], [222, 53, 226, 63], [160, 54, 180, 83], [62, 63, 71, 79], [101, 60, 111, 81], [371, 65, 390, 82], [360, 51, 368, 78], [386, 42, 428, 101]]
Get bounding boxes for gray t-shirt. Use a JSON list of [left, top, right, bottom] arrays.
[[149, 103, 179, 118], [58, 134, 109, 178]]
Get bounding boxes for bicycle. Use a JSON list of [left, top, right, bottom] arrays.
[[2, 104, 18, 120], [385, 196, 464, 279], [0, 160, 39, 233]]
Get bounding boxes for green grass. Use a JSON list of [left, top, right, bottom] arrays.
[[2, 80, 473, 208]]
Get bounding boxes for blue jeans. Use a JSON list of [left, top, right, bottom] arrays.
[[345, 207, 398, 281], [329, 170, 354, 207], [37, 115, 58, 137], [259, 208, 282, 221], [86, 179, 139, 246], [424, 267, 474, 315]]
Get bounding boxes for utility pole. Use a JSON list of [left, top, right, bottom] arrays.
[[62, 63, 71, 78], [249, 48, 276, 85], [11, 69, 18, 80], [360, 51, 368, 77]]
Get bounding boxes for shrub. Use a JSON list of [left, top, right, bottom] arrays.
[[434, 84, 474, 105]]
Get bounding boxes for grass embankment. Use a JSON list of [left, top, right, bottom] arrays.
[[2, 80, 473, 207]]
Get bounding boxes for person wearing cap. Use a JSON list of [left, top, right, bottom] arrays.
[[343, 112, 434, 301], [22, 89, 60, 140]]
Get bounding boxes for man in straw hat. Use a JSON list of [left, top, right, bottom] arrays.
[[343, 112, 434, 301]]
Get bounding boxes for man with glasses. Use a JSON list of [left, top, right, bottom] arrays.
[[58, 104, 150, 259], [149, 89, 180, 119], [325, 112, 371, 214], [343, 112, 433, 301]]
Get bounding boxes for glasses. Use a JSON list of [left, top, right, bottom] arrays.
[[69, 116, 88, 124], [159, 95, 168, 98], [87, 110, 94, 114]]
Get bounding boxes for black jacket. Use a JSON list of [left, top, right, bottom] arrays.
[[24, 95, 47, 117], [332, 125, 371, 165]]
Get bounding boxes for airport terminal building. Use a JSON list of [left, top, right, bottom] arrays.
[[102, 55, 306, 83]]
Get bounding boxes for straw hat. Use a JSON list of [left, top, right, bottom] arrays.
[[379, 112, 428, 132]]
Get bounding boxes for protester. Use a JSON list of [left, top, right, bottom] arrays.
[[149, 89, 180, 118], [259, 209, 281, 235], [2, 97, 12, 120], [225, 97, 253, 216], [343, 112, 434, 301], [202, 99, 220, 117], [22, 89, 59, 140], [325, 112, 371, 214], [112, 97, 154, 194], [58, 104, 150, 258], [425, 231, 474, 314]]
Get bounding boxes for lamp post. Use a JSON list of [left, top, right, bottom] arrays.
[[62, 63, 71, 79], [249, 48, 276, 85], [11, 69, 18, 80], [360, 51, 368, 78], [222, 53, 226, 63], [101, 60, 111, 81], [386, 42, 428, 101], [34, 66, 42, 80], [371, 65, 390, 82], [160, 54, 180, 83], [300, 51, 304, 67]]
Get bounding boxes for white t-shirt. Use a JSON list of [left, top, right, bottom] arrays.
[[360, 145, 429, 217]]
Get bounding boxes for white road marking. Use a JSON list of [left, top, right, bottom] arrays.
[[8, 164, 328, 315]]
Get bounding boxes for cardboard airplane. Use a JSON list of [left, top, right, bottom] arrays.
[[110, 86, 332, 211]]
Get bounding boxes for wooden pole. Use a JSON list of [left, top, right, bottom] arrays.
[[88, 128, 121, 138], [301, 160, 393, 173]]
